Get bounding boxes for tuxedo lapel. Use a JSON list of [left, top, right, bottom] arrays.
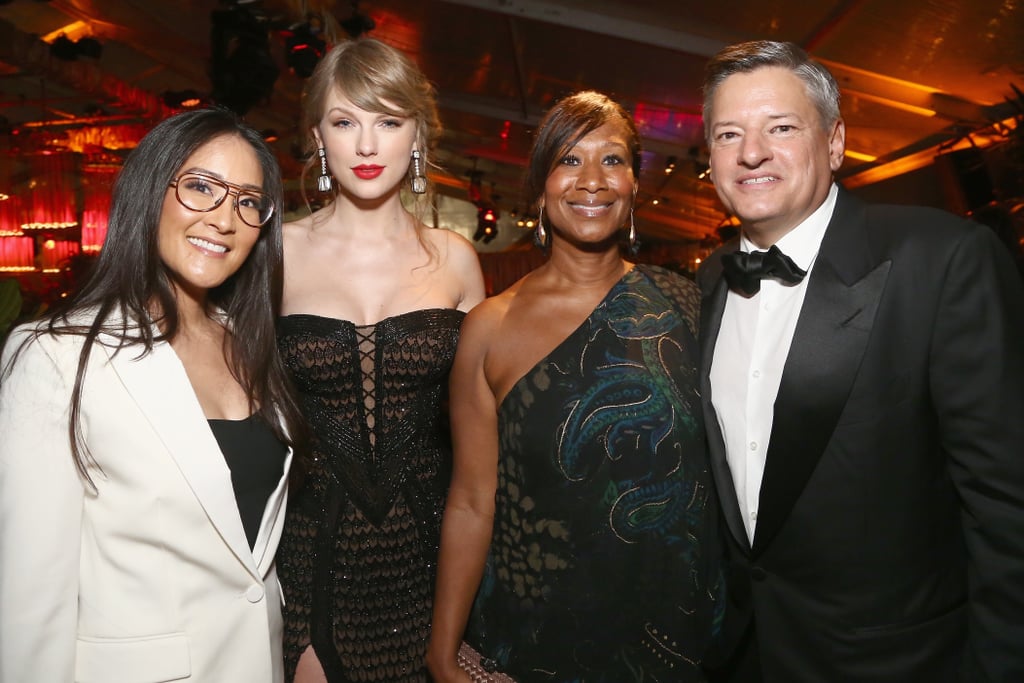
[[751, 191, 890, 555], [700, 246, 751, 552], [100, 332, 260, 578], [250, 447, 290, 575]]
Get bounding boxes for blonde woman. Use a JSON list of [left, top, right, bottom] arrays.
[[276, 38, 485, 683]]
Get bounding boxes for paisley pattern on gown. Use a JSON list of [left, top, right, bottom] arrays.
[[276, 308, 465, 683], [466, 265, 723, 682]]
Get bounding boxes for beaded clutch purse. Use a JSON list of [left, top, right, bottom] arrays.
[[457, 641, 517, 682]]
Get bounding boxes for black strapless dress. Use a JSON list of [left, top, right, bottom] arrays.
[[276, 308, 465, 683]]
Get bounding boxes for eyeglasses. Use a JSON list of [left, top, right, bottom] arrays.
[[168, 172, 275, 229]]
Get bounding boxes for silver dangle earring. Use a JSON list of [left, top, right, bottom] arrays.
[[317, 146, 332, 192], [533, 207, 549, 249], [410, 150, 427, 194], [627, 209, 640, 255]]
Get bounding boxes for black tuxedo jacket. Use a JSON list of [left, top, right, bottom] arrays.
[[697, 189, 1024, 682]]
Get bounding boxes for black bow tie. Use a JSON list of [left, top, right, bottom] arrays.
[[721, 245, 807, 296]]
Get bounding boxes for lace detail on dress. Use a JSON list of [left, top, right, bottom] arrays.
[[355, 325, 377, 451], [276, 308, 465, 683]]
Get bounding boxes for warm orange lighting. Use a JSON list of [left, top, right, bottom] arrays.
[[844, 150, 878, 163], [850, 91, 937, 118], [42, 21, 93, 44], [65, 125, 148, 153], [843, 114, 1017, 189]]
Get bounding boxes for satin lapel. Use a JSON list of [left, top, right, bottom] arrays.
[[251, 447, 291, 576], [699, 252, 751, 553], [101, 334, 259, 578], [751, 191, 891, 556]]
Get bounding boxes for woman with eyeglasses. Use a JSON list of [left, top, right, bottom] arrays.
[[0, 107, 306, 683], [274, 38, 485, 683]]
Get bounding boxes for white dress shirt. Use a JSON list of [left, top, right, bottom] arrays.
[[710, 184, 838, 542]]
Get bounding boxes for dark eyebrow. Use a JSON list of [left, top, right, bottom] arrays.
[[179, 168, 264, 193]]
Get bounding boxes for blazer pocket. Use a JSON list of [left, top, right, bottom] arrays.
[[75, 632, 191, 683], [849, 600, 964, 639]]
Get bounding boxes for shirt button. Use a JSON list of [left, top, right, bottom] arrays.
[[752, 369, 761, 379], [749, 441, 757, 451], [245, 584, 264, 603]]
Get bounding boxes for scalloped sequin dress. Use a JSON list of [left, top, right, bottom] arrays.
[[276, 308, 465, 683]]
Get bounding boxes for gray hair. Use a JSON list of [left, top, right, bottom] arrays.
[[702, 40, 841, 142]]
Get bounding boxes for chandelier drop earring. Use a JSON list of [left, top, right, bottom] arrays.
[[533, 206, 549, 249], [317, 146, 332, 192], [628, 208, 640, 255], [410, 150, 427, 194]]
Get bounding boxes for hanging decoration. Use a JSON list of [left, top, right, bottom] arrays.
[[0, 237, 36, 272], [0, 195, 25, 237], [39, 238, 80, 273], [81, 159, 119, 251], [21, 153, 78, 231]]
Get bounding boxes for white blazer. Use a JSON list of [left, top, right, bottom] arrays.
[[0, 318, 292, 683]]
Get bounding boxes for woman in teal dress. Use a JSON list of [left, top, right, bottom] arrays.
[[428, 91, 723, 683]]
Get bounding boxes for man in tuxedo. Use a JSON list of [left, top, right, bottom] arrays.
[[696, 40, 1024, 682]]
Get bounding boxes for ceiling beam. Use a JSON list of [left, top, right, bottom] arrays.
[[439, 0, 726, 56], [441, 0, 997, 126], [0, 17, 171, 123]]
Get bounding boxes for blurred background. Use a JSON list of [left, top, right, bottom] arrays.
[[0, 0, 1022, 321]]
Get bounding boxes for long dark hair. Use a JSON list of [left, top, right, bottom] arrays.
[[3, 107, 306, 484]]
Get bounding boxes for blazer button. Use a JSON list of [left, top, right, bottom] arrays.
[[246, 584, 265, 603], [750, 567, 767, 581]]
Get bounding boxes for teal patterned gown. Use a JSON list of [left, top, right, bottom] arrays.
[[465, 265, 723, 682]]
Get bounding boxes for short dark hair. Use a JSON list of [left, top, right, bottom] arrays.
[[702, 40, 841, 142], [526, 90, 641, 209]]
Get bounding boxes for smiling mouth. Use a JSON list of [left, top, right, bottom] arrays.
[[568, 202, 613, 216], [187, 236, 228, 254], [352, 166, 384, 179], [741, 176, 778, 185]]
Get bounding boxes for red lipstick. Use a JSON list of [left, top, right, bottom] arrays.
[[352, 165, 384, 180]]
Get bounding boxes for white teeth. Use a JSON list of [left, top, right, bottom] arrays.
[[742, 176, 776, 184], [187, 237, 228, 253]]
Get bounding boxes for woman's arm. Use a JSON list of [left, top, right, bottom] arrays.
[[427, 305, 500, 683], [447, 230, 487, 313], [0, 330, 85, 681]]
